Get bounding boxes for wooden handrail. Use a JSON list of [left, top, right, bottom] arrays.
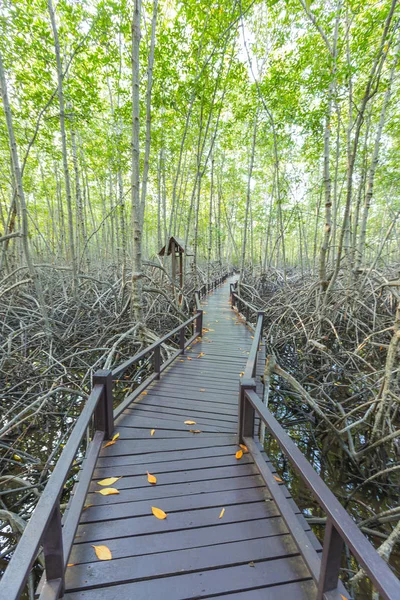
[[239, 331, 400, 600], [111, 313, 198, 378], [230, 282, 259, 328], [0, 385, 106, 600], [0, 271, 231, 600]]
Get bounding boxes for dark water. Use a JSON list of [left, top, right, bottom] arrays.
[[264, 383, 400, 598]]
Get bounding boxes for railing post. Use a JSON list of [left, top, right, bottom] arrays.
[[238, 378, 256, 444], [230, 285, 236, 309], [42, 504, 65, 596], [317, 519, 344, 600], [179, 327, 185, 355], [196, 309, 203, 336], [93, 369, 114, 439], [153, 345, 161, 379]]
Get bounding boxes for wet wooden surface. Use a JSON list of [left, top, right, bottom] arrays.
[[64, 280, 319, 599]]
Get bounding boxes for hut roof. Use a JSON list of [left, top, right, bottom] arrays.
[[158, 236, 192, 256]]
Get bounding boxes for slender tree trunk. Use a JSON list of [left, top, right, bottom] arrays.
[[240, 113, 257, 279], [47, 0, 78, 294], [140, 0, 158, 226], [0, 51, 51, 333], [131, 0, 144, 325], [319, 1, 341, 291], [48, 0, 78, 294], [207, 157, 214, 283], [356, 33, 400, 273]]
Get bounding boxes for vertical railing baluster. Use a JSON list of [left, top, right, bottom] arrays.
[[180, 327, 185, 355], [196, 309, 203, 336], [317, 519, 344, 600], [93, 369, 114, 439], [42, 504, 65, 597], [153, 345, 161, 380], [238, 379, 256, 444]]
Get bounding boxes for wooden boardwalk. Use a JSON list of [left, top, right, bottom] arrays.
[[64, 280, 320, 599], [3, 276, 399, 600]]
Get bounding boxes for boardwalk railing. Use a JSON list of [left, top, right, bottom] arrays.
[[0, 273, 230, 600], [232, 286, 400, 600]]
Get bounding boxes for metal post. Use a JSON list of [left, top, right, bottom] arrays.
[[179, 327, 185, 355], [317, 519, 344, 600], [154, 345, 161, 379], [42, 504, 65, 596], [238, 378, 256, 444], [93, 369, 114, 439]]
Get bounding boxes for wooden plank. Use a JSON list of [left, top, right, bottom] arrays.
[[66, 536, 302, 591], [102, 428, 230, 440], [131, 394, 238, 414], [80, 487, 272, 524], [216, 580, 317, 599], [119, 409, 236, 428], [64, 556, 312, 599], [146, 382, 237, 399], [112, 413, 234, 433], [122, 402, 237, 422], [92, 452, 254, 479], [85, 474, 267, 506], [69, 517, 288, 564], [95, 444, 249, 467], [88, 463, 258, 493], [98, 434, 237, 456], [73, 502, 277, 544]]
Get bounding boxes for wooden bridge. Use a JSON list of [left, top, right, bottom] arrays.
[[1, 275, 400, 599]]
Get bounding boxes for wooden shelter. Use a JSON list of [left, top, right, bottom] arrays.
[[158, 236, 190, 289]]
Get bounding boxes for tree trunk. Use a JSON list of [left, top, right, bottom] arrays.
[[48, 0, 78, 295], [0, 51, 51, 334], [131, 0, 144, 325]]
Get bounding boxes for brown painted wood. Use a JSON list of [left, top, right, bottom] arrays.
[[63, 279, 320, 599], [64, 556, 313, 599]]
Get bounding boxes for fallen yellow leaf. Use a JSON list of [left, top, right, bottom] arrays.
[[13, 454, 22, 461], [102, 440, 115, 449], [239, 372, 244, 377], [150, 429, 155, 436], [152, 506, 167, 519], [273, 475, 283, 483], [190, 429, 201, 433], [147, 471, 157, 484], [141, 391, 148, 395], [179, 359, 185, 362], [67, 563, 75, 567], [95, 487, 120, 496], [97, 477, 121, 486], [200, 388, 206, 392], [187, 357, 192, 361], [112, 433, 120, 441], [340, 596, 348, 600], [184, 420, 196, 425], [197, 352, 205, 358], [239, 444, 249, 453], [82, 504, 94, 511], [92, 545, 112, 560], [236, 450, 243, 460], [219, 508, 225, 519]]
